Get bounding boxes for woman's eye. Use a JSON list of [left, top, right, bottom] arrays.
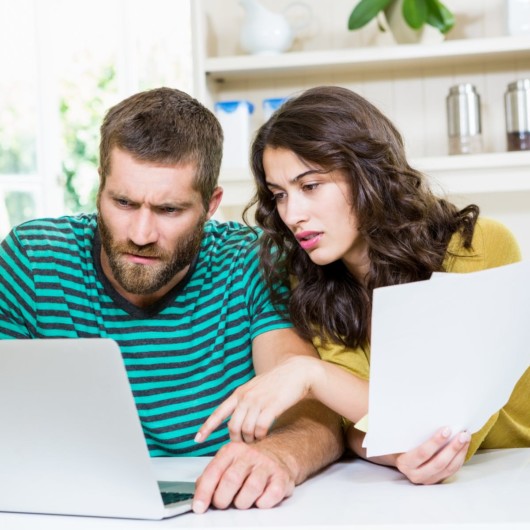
[[272, 192, 286, 202], [302, 183, 319, 192]]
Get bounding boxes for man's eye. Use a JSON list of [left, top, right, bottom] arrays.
[[160, 207, 181, 214]]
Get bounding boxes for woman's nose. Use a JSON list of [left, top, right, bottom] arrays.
[[281, 196, 309, 228]]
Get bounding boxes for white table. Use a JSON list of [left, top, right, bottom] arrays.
[[1, 448, 530, 529]]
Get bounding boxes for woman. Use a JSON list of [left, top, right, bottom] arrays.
[[196, 86, 528, 484]]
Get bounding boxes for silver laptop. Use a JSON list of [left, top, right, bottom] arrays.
[[0, 338, 195, 519]]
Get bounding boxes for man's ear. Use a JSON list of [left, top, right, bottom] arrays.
[[206, 187, 224, 220]]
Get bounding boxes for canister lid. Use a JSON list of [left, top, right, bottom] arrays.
[[214, 100, 255, 114], [507, 78, 530, 92], [448, 83, 479, 96]]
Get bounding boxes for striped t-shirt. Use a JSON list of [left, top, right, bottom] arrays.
[[0, 214, 292, 456]]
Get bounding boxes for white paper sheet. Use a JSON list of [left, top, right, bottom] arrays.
[[363, 260, 530, 457]]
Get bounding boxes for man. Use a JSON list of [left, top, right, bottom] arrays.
[[0, 87, 343, 513]]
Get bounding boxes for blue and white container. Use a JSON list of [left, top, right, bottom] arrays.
[[214, 100, 255, 168], [263, 97, 287, 121]]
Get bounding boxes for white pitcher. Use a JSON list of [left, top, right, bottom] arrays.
[[239, 0, 310, 55]]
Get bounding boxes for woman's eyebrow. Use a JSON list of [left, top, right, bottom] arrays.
[[292, 169, 321, 182], [266, 169, 322, 188]]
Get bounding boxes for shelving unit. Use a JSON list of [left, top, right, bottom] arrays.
[[191, 0, 530, 254]]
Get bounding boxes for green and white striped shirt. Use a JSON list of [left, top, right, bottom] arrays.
[[0, 214, 291, 456]]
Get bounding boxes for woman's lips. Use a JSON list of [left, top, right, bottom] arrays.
[[296, 231, 323, 251]]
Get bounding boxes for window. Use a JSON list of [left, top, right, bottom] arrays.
[[0, 0, 192, 237]]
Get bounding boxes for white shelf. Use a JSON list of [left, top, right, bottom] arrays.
[[205, 35, 530, 82], [418, 151, 530, 195]]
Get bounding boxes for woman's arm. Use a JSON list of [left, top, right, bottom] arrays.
[[195, 355, 368, 443]]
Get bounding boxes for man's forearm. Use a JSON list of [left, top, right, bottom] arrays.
[[258, 398, 344, 484]]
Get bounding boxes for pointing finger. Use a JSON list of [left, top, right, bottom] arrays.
[[195, 395, 239, 443]]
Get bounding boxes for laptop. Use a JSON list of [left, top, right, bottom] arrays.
[[0, 337, 195, 519]]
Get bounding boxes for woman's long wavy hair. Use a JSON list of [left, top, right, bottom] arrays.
[[244, 86, 479, 349]]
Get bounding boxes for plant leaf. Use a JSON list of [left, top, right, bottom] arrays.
[[402, 0, 427, 29], [348, 0, 393, 30], [425, 0, 455, 33]]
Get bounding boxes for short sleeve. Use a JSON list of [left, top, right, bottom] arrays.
[[314, 336, 370, 381], [240, 239, 292, 339], [0, 230, 35, 338]]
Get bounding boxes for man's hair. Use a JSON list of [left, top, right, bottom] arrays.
[[98, 87, 223, 209], [245, 85, 479, 349]]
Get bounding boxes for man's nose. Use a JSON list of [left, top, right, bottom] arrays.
[[128, 208, 158, 246]]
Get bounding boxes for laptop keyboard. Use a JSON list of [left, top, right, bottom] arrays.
[[161, 491, 194, 506]]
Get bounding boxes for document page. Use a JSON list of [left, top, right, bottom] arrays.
[[364, 261, 530, 457]]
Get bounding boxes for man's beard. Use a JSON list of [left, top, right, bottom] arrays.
[[98, 212, 206, 296]]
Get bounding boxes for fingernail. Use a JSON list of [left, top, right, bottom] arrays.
[[442, 427, 451, 438], [194, 432, 203, 443], [459, 431, 471, 443], [192, 500, 206, 514]]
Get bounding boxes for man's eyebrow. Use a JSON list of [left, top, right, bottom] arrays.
[[107, 191, 194, 209], [107, 191, 133, 202], [156, 200, 194, 209]]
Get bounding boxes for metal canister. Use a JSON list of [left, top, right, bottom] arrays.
[[446, 83, 483, 155], [504, 78, 530, 151]]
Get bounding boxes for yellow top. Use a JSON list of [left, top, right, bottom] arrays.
[[314, 217, 528, 458]]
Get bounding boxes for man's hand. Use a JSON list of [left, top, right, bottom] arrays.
[[193, 397, 343, 514], [192, 441, 295, 513]]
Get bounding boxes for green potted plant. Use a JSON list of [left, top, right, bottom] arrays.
[[348, 0, 455, 40]]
